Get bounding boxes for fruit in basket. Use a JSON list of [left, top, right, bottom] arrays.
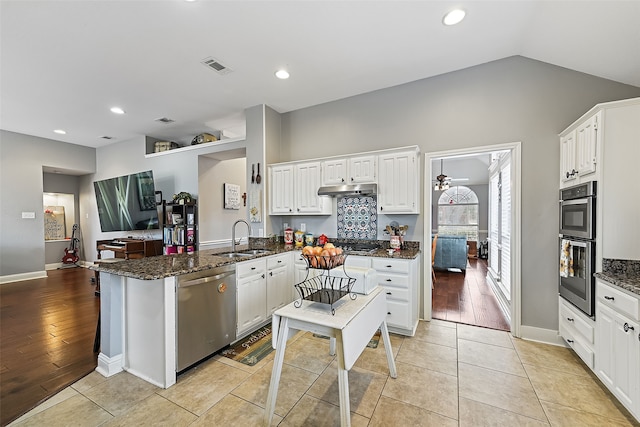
[[302, 245, 314, 255], [324, 242, 335, 249]]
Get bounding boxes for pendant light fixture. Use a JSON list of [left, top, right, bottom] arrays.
[[434, 159, 450, 191]]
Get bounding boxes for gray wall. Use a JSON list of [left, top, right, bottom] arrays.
[[278, 56, 640, 332], [0, 130, 96, 277]]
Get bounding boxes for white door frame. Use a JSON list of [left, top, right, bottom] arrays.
[[423, 142, 522, 338]]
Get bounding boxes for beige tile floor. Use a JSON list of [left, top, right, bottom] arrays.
[[10, 319, 640, 426]]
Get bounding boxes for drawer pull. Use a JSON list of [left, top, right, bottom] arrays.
[[604, 295, 615, 301], [567, 339, 574, 343], [251, 267, 256, 270], [386, 265, 392, 268], [566, 317, 574, 322], [386, 279, 392, 282], [624, 323, 635, 333], [386, 291, 392, 295], [387, 311, 391, 315]]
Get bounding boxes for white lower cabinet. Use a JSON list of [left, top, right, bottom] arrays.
[[371, 257, 419, 336], [236, 258, 267, 337], [266, 252, 293, 315], [595, 279, 640, 420], [558, 296, 595, 369]]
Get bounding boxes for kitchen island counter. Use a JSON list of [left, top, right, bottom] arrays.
[[91, 241, 421, 280]]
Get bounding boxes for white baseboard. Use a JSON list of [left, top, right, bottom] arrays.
[[0, 270, 47, 284], [519, 325, 566, 347], [96, 353, 123, 377]]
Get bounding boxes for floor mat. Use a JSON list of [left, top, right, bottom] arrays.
[[221, 324, 273, 366]]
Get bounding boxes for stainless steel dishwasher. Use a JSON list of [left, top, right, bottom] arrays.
[[176, 264, 237, 372]]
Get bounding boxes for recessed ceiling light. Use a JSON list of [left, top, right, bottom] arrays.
[[275, 69, 290, 80], [54, 129, 66, 135], [443, 9, 466, 26], [110, 107, 125, 114]]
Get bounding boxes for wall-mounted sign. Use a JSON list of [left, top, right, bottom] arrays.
[[224, 183, 240, 210]]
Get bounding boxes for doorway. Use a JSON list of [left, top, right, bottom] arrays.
[[424, 142, 521, 337]]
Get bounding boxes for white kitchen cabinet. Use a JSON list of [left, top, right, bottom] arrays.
[[266, 252, 294, 314], [269, 164, 295, 214], [349, 155, 376, 183], [559, 111, 601, 188], [293, 252, 320, 285], [371, 256, 419, 336], [595, 279, 640, 420], [321, 158, 349, 185], [377, 149, 419, 214], [269, 162, 331, 215], [236, 258, 267, 336], [558, 296, 595, 369]]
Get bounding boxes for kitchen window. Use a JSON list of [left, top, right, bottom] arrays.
[[437, 186, 479, 241]]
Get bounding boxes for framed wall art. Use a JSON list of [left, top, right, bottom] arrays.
[[224, 183, 240, 210]]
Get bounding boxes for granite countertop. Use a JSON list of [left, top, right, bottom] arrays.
[[594, 258, 640, 297], [91, 239, 421, 281]]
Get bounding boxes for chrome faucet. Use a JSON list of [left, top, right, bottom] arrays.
[[232, 219, 250, 253]]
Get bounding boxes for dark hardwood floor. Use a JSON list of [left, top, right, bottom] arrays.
[[432, 257, 510, 331], [0, 267, 99, 426]]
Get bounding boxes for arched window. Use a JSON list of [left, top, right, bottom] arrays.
[[437, 185, 479, 241]]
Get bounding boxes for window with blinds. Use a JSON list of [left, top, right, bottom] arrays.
[[488, 152, 511, 302], [437, 186, 479, 241]]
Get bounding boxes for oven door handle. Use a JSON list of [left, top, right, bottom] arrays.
[[561, 199, 589, 206], [566, 240, 587, 248]]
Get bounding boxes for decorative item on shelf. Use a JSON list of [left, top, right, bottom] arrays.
[[191, 133, 217, 145], [172, 192, 193, 205], [154, 141, 179, 153]]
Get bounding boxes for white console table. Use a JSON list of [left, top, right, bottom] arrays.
[[264, 286, 397, 427]]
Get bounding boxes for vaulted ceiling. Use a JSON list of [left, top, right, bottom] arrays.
[[2, 1, 639, 148]]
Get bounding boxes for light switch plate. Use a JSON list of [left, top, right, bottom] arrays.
[[22, 212, 35, 219]]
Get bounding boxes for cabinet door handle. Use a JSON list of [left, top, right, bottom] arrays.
[[278, 260, 282, 263], [387, 312, 391, 315], [566, 317, 574, 322], [261, 274, 265, 279], [624, 323, 635, 332], [380, 206, 383, 211], [567, 339, 574, 343], [566, 171, 570, 179], [341, 178, 345, 182], [604, 295, 615, 301], [251, 267, 256, 270], [269, 272, 273, 276]]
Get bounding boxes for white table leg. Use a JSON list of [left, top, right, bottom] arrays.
[[380, 321, 397, 378], [335, 330, 351, 427], [264, 317, 289, 426]]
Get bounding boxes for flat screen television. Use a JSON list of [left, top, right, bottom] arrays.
[[94, 170, 160, 232]]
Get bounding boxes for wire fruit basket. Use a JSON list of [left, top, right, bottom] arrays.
[[294, 253, 356, 315]]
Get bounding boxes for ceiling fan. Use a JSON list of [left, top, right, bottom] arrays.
[[433, 159, 467, 190]]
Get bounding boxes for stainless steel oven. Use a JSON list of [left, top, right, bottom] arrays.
[[559, 181, 596, 240], [559, 238, 596, 317]]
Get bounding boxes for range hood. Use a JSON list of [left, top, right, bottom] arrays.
[[317, 183, 377, 197]]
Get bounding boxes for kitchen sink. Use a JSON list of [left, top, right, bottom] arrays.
[[217, 252, 253, 258], [237, 249, 273, 255]]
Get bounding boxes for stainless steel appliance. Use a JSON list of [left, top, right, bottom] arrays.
[[559, 181, 596, 240], [559, 237, 596, 317], [176, 264, 237, 372]]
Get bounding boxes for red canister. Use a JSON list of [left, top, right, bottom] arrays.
[[284, 227, 294, 244], [318, 234, 328, 246]]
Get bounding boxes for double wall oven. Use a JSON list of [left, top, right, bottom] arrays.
[[559, 181, 596, 317]]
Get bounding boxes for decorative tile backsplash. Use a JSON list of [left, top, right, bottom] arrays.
[[337, 196, 377, 239]]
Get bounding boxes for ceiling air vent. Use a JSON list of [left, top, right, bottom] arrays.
[[201, 57, 232, 75], [155, 117, 175, 124]]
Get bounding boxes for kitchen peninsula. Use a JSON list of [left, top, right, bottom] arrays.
[[92, 239, 420, 388]]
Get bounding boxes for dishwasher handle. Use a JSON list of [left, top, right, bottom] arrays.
[[179, 271, 235, 288]]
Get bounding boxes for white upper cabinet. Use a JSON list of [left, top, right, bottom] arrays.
[[321, 159, 348, 185], [349, 155, 376, 183], [321, 155, 376, 186], [559, 111, 601, 188], [575, 112, 600, 179], [269, 162, 331, 215], [269, 164, 295, 214], [377, 149, 419, 214]]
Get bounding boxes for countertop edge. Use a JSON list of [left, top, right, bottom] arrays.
[[594, 272, 640, 297]]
